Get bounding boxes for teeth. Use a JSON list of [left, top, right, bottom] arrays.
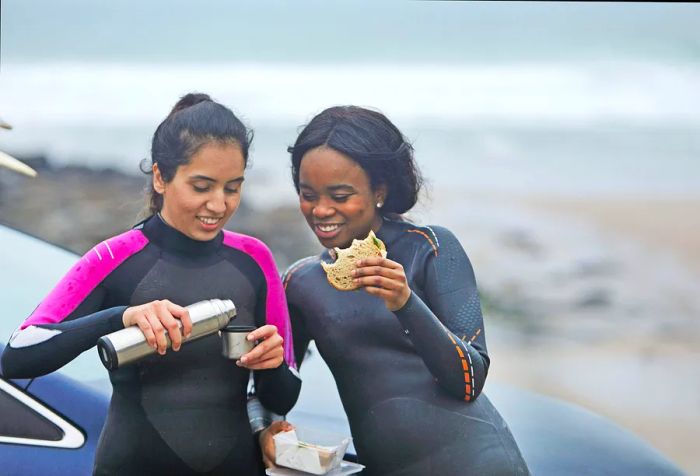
[[198, 217, 220, 225], [318, 224, 340, 232]]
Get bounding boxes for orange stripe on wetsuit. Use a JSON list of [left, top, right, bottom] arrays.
[[448, 333, 474, 401]]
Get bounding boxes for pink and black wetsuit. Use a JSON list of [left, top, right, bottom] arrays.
[[1, 214, 300, 475], [284, 218, 529, 476]]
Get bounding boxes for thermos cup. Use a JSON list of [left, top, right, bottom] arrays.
[[221, 324, 257, 360], [97, 298, 236, 370]]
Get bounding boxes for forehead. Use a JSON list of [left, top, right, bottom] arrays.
[[299, 147, 369, 187], [178, 142, 245, 179]]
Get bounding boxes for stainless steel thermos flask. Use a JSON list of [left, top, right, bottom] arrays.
[[97, 298, 236, 370]]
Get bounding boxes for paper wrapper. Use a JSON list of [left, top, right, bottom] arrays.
[[274, 428, 351, 475]]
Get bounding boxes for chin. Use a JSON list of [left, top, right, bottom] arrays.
[[327, 236, 353, 249], [190, 229, 218, 241]]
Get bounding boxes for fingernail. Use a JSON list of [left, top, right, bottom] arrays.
[[351, 269, 357, 277], [235, 360, 242, 366], [354, 278, 360, 284], [247, 335, 255, 341]]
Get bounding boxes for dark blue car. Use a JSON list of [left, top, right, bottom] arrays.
[[0, 224, 683, 475]]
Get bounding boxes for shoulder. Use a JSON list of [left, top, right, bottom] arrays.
[[222, 230, 275, 262], [221, 230, 283, 284], [389, 220, 441, 257], [282, 255, 322, 291], [44, 228, 149, 300], [394, 221, 469, 261], [82, 228, 149, 268]]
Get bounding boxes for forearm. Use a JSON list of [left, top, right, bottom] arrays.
[[394, 293, 487, 401], [1, 306, 126, 378], [248, 394, 285, 435]]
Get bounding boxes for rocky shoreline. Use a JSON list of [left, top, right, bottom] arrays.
[[0, 156, 320, 270]]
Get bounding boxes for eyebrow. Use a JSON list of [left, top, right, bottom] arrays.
[[189, 175, 245, 184], [327, 184, 355, 192], [299, 182, 355, 191]]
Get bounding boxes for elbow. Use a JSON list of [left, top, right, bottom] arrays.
[[259, 393, 298, 417], [440, 373, 486, 402], [1, 347, 51, 379], [259, 382, 301, 416], [470, 351, 489, 400], [465, 354, 488, 402], [257, 365, 302, 415], [440, 350, 488, 402], [1, 348, 31, 379], [469, 374, 486, 401]]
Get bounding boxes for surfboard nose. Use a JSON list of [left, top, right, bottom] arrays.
[[1, 117, 38, 177]]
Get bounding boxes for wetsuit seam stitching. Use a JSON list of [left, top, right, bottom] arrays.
[[406, 229, 438, 256], [447, 331, 474, 401]]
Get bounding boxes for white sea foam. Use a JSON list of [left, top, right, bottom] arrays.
[[2, 61, 700, 127], [1, 61, 698, 200]]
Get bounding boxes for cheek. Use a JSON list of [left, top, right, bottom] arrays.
[[344, 201, 370, 220], [225, 195, 242, 213], [165, 191, 194, 213], [299, 200, 313, 218]]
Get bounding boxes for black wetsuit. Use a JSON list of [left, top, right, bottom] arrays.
[[2, 215, 300, 475], [284, 219, 529, 476]]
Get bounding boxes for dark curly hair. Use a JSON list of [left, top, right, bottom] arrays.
[[141, 92, 253, 215], [289, 106, 422, 216]]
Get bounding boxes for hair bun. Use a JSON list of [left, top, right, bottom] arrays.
[[169, 93, 212, 115]]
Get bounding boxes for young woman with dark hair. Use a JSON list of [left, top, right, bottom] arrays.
[[262, 106, 529, 475], [1, 93, 300, 475]]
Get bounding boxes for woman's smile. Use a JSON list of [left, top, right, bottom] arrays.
[[313, 222, 344, 239]]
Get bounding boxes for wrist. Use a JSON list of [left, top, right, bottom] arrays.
[[121, 308, 131, 327], [390, 289, 412, 312]]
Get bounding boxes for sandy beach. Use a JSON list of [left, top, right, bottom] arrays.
[[425, 192, 700, 474], [525, 196, 700, 272]]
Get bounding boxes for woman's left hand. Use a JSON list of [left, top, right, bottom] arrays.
[[259, 420, 294, 468], [352, 257, 412, 311], [237, 325, 285, 370]]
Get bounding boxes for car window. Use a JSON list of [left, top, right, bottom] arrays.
[[0, 382, 63, 441], [0, 225, 109, 384]]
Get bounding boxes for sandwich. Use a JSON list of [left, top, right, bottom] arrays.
[[321, 230, 387, 291]]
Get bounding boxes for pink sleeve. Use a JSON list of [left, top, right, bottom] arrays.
[[223, 231, 296, 369], [21, 230, 149, 329]]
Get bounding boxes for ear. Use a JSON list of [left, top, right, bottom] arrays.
[[374, 184, 387, 208], [152, 164, 166, 194]]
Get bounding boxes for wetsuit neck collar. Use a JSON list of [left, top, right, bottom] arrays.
[[374, 217, 405, 248], [141, 214, 223, 255]]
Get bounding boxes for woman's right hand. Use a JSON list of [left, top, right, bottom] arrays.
[[122, 300, 192, 355]]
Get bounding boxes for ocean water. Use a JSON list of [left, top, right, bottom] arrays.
[[1, 61, 699, 205], [1, 1, 699, 205]]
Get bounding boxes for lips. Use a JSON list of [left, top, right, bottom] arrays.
[[313, 222, 344, 240], [197, 216, 223, 231]]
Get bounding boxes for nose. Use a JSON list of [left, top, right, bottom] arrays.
[[312, 199, 335, 219], [206, 191, 227, 215]]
